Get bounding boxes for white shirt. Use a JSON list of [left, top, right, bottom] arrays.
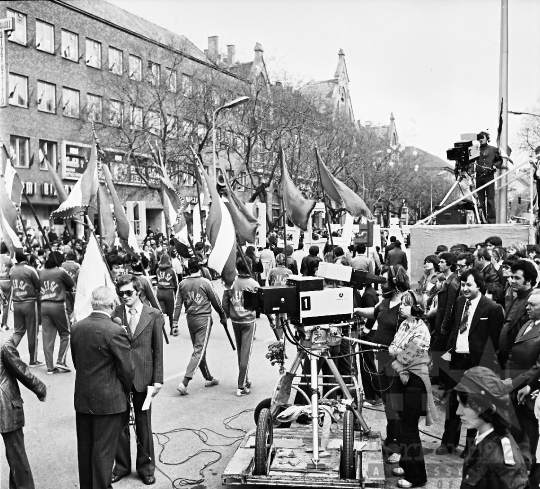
[[455, 294, 482, 353], [124, 301, 143, 333], [475, 427, 494, 446], [522, 319, 540, 337], [92, 310, 111, 318]]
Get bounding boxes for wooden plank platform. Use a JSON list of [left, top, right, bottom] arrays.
[[222, 423, 385, 488]]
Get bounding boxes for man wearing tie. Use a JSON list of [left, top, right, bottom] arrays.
[[436, 268, 504, 458], [111, 275, 164, 485], [503, 289, 540, 485]]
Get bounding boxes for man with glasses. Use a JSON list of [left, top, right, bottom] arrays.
[[455, 253, 474, 276], [498, 260, 537, 370], [111, 275, 164, 486]]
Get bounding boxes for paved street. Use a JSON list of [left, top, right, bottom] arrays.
[[1, 280, 464, 489]]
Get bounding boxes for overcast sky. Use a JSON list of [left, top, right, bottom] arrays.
[[108, 0, 540, 162]]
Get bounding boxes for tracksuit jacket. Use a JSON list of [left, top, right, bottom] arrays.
[[222, 275, 259, 324], [173, 272, 225, 321], [9, 264, 40, 302]]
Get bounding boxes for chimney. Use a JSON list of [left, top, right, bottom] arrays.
[[208, 36, 219, 62], [227, 45, 235, 66]]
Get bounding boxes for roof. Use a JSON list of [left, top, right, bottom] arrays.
[[57, 0, 210, 62], [298, 80, 336, 100]]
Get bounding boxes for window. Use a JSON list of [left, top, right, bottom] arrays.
[[131, 106, 142, 129], [6, 10, 26, 45], [37, 81, 56, 113], [61, 30, 79, 61], [62, 87, 80, 118], [85, 38, 101, 68], [129, 55, 142, 80], [183, 173, 194, 186], [166, 68, 176, 92], [148, 61, 160, 86], [109, 47, 123, 75], [10, 136, 29, 168], [39, 140, 57, 170], [148, 111, 161, 135], [87, 94, 102, 122], [36, 20, 54, 53], [167, 115, 178, 138], [110, 100, 123, 127], [181, 74, 192, 96], [238, 172, 247, 192], [8, 73, 28, 107]]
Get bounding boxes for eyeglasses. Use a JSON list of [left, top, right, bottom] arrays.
[[501, 265, 511, 270], [118, 290, 135, 298]]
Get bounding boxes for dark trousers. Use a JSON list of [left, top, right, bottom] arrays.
[[509, 401, 539, 470], [0, 280, 11, 327], [76, 412, 122, 489], [113, 389, 155, 477], [41, 302, 70, 370], [359, 330, 381, 402], [377, 350, 400, 454], [430, 330, 450, 387], [185, 316, 212, 380], [476, 175, 496, 223], [440, 353, 476, 452], [12, 301, 39, 364], [395, 373, 428, 485], [1, 428, 35, 489], [232, 320, 256, 389], [156, 288, 175, 329]]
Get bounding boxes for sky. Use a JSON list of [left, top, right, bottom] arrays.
[[108, 0, 540, 162]]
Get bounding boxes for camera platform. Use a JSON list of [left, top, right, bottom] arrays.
[[222, 425, 385, 488], [222, 317, 387, 488]]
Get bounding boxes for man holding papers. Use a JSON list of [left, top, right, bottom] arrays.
[[111, 275, 164, 486]]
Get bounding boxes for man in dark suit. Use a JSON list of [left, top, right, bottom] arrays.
[[436, 268, 504, 458], [475, 247, 503, 303], [431, 252, 460, 386], [1, 330, 46, 489], [71, 286, 134, 489], [384, 235, 396, 259], [385, 240, 408, 270], [111, 275, 164, 486], [499, 260, 537, 369], [504, 289, 540, 484]]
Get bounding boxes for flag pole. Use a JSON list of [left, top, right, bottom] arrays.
[[315, 148, 335, 259], [280, 150, 289, 255], [17, 213, 31, 251]]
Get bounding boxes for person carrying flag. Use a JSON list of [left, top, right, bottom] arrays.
[[172, 258, 227, 396]]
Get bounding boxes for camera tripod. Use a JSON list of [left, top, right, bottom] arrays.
[[253, 319, 386, 479], [430, 166, 487, 224]]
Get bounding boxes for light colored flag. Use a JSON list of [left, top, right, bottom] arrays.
[[51, 140, 98, 218], [0, 176, 23, 254], [39, 149, 69, 203], [1, 144, 23, 206], [102, 165, 140, 256], [74, 234, 116, 321], [198, 163, 237, 287], [315, 148, 372, 219], [281, 150, 316, 231], [98, 184, 116, 250]]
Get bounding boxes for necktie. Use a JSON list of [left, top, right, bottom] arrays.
[[459, 299, 471, 334], [129, 308, 138, 335]]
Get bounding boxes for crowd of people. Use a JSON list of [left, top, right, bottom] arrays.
[[2, 224, 540, 489]]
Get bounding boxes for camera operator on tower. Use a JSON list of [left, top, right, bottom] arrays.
[[476, 131, 504, 224]]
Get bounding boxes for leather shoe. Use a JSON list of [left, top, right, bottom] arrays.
[[111, 474, 125, 483], [140, 475, 156, 485], [435, 445, 450, 456]]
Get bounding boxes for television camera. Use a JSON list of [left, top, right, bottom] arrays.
[[243, 265, 387, 477], [446, 139, 481, 177]]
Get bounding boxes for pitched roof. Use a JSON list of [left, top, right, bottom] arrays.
[[58, 0, 209, 62], [298, 80, 336, 100]]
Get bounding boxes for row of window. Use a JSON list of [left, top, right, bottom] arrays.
[[8, 72, 248, 149], [10, 135, 57, 171], [6, 8, 191, 93]]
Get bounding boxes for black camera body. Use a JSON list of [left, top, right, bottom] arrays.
[[447, 140, 480, 173]]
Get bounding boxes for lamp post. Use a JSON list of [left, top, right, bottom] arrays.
[[212, 96, 250, 180]]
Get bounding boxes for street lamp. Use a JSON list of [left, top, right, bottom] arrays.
[[212, 96, 250, 179]]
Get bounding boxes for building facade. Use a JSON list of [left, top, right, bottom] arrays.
[[1, 0, 265, 240]]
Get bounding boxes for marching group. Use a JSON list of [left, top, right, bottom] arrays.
[[2, 226, 540, 489]]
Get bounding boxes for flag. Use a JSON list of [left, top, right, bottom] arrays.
[[51, 140, 98, 218], [1, 144, 23, 206], [315, 148, 372, 219], [0, 176, 23, 254], [74, 234, 116, 321], [198, 163, 237, 287], [39, 149, 69, 203], [98, 184, 116, 250], [218, 162, 258, 245], [102, 165, 140, 256], [172, 237, 191, 259], [280, 150, 316, 231]]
